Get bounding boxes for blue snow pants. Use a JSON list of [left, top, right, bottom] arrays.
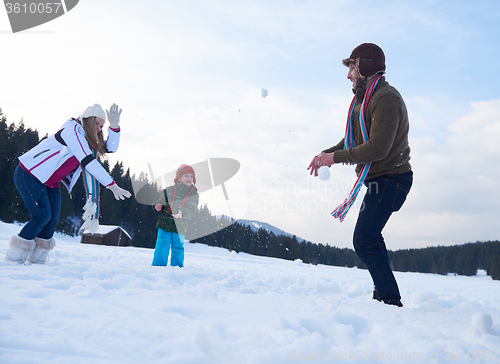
[[152, 229, 184, 267]]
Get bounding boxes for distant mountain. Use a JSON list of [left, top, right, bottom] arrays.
[[237, 219, 306, 242]]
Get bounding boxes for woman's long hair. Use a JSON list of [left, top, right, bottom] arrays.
[[81, 116, 107, 155]]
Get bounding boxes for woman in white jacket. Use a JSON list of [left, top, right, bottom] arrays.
[[5, 103, 131, 264]]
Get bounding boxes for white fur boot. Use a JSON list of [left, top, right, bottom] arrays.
[[28, 237, 56, 264], [5, 235, 36, 263]]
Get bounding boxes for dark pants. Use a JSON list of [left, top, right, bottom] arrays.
[[14, 165, 61, 240], [353, 171, 413, 302]]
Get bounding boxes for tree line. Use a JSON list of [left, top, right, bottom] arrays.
[[189, 209, 500, 280], [1, 109, 499, 280], [389, 242, 500, 279]]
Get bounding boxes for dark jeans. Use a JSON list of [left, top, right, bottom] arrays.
[[353, 171, 413, 302], [14, 164, 61, 240]]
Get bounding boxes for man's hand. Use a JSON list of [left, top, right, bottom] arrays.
[[308, 153, 335, 176]]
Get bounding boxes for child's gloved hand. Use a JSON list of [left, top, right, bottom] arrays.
[[172, 211, 183, 219]]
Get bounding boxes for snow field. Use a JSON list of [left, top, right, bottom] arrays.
[[0, 221, 499, 364]]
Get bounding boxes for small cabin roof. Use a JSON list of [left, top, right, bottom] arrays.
[[83, 225, 132, 240]]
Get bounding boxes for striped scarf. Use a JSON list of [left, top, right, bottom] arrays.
[[81, 149, 100, 233], [332, 75, 382, 222]]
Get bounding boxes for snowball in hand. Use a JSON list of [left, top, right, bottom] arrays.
[[318, 166, 330, 181]]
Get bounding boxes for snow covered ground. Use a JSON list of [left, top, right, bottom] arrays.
[[1, 221, 499, 364]]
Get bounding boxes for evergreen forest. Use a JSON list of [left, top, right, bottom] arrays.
[[1, 109, 499, 280]]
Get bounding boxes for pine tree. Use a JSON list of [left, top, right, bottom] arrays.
[[288, 235, 301, 260], [438, 257, 449, 275], [267, 233, 285, 259], [463, 254, 477, 276], [188, 204, 214, 241], [454, 252, 465, 275], [298, 242, 310, 264], [0, 118, 41, 223], [231, 224, 252, 253], [308, 242, 319, 265], [256, 228, 269, 256], [490, 255, 500, 281]]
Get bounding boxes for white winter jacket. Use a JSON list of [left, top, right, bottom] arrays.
[[19, 118, 120, 193]]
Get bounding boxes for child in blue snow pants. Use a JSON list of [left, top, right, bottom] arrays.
[[152, 164, 199, 267], [152, 229, 185, 267]]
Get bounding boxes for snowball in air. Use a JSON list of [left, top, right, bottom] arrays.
[[318, 166, 330, 181], [261, 88, 268, 98]]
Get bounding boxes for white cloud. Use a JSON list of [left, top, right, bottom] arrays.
[[398, 98, 500, 247]]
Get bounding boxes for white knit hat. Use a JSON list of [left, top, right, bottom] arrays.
[[80, 104, 106, 122]]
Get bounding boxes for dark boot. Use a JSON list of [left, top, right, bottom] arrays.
[[383, 298, 403, 307], [373, 289, 403, 307]]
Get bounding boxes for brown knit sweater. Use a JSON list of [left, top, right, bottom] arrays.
[[323, 77, 411, 179]]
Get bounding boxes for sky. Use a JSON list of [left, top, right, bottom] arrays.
[[1, 0, 500, 250]]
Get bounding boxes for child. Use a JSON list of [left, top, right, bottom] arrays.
[[152, 164, 199, 267]]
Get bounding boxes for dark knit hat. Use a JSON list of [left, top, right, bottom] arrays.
[[174, 164, 196, 185], [342, 43, 386, 78]]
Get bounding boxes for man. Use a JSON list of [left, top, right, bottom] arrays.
[[308, 43, 412, 307]]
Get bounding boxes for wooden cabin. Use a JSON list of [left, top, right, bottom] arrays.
[[81, 225, 132, 247]]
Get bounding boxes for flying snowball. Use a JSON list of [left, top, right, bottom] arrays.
[[318, 166, 330, 181], [261, 88, 268, 98], [471, 312, 492, 333]]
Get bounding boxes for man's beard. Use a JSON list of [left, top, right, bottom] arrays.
[[352, 76, 366, 94]]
